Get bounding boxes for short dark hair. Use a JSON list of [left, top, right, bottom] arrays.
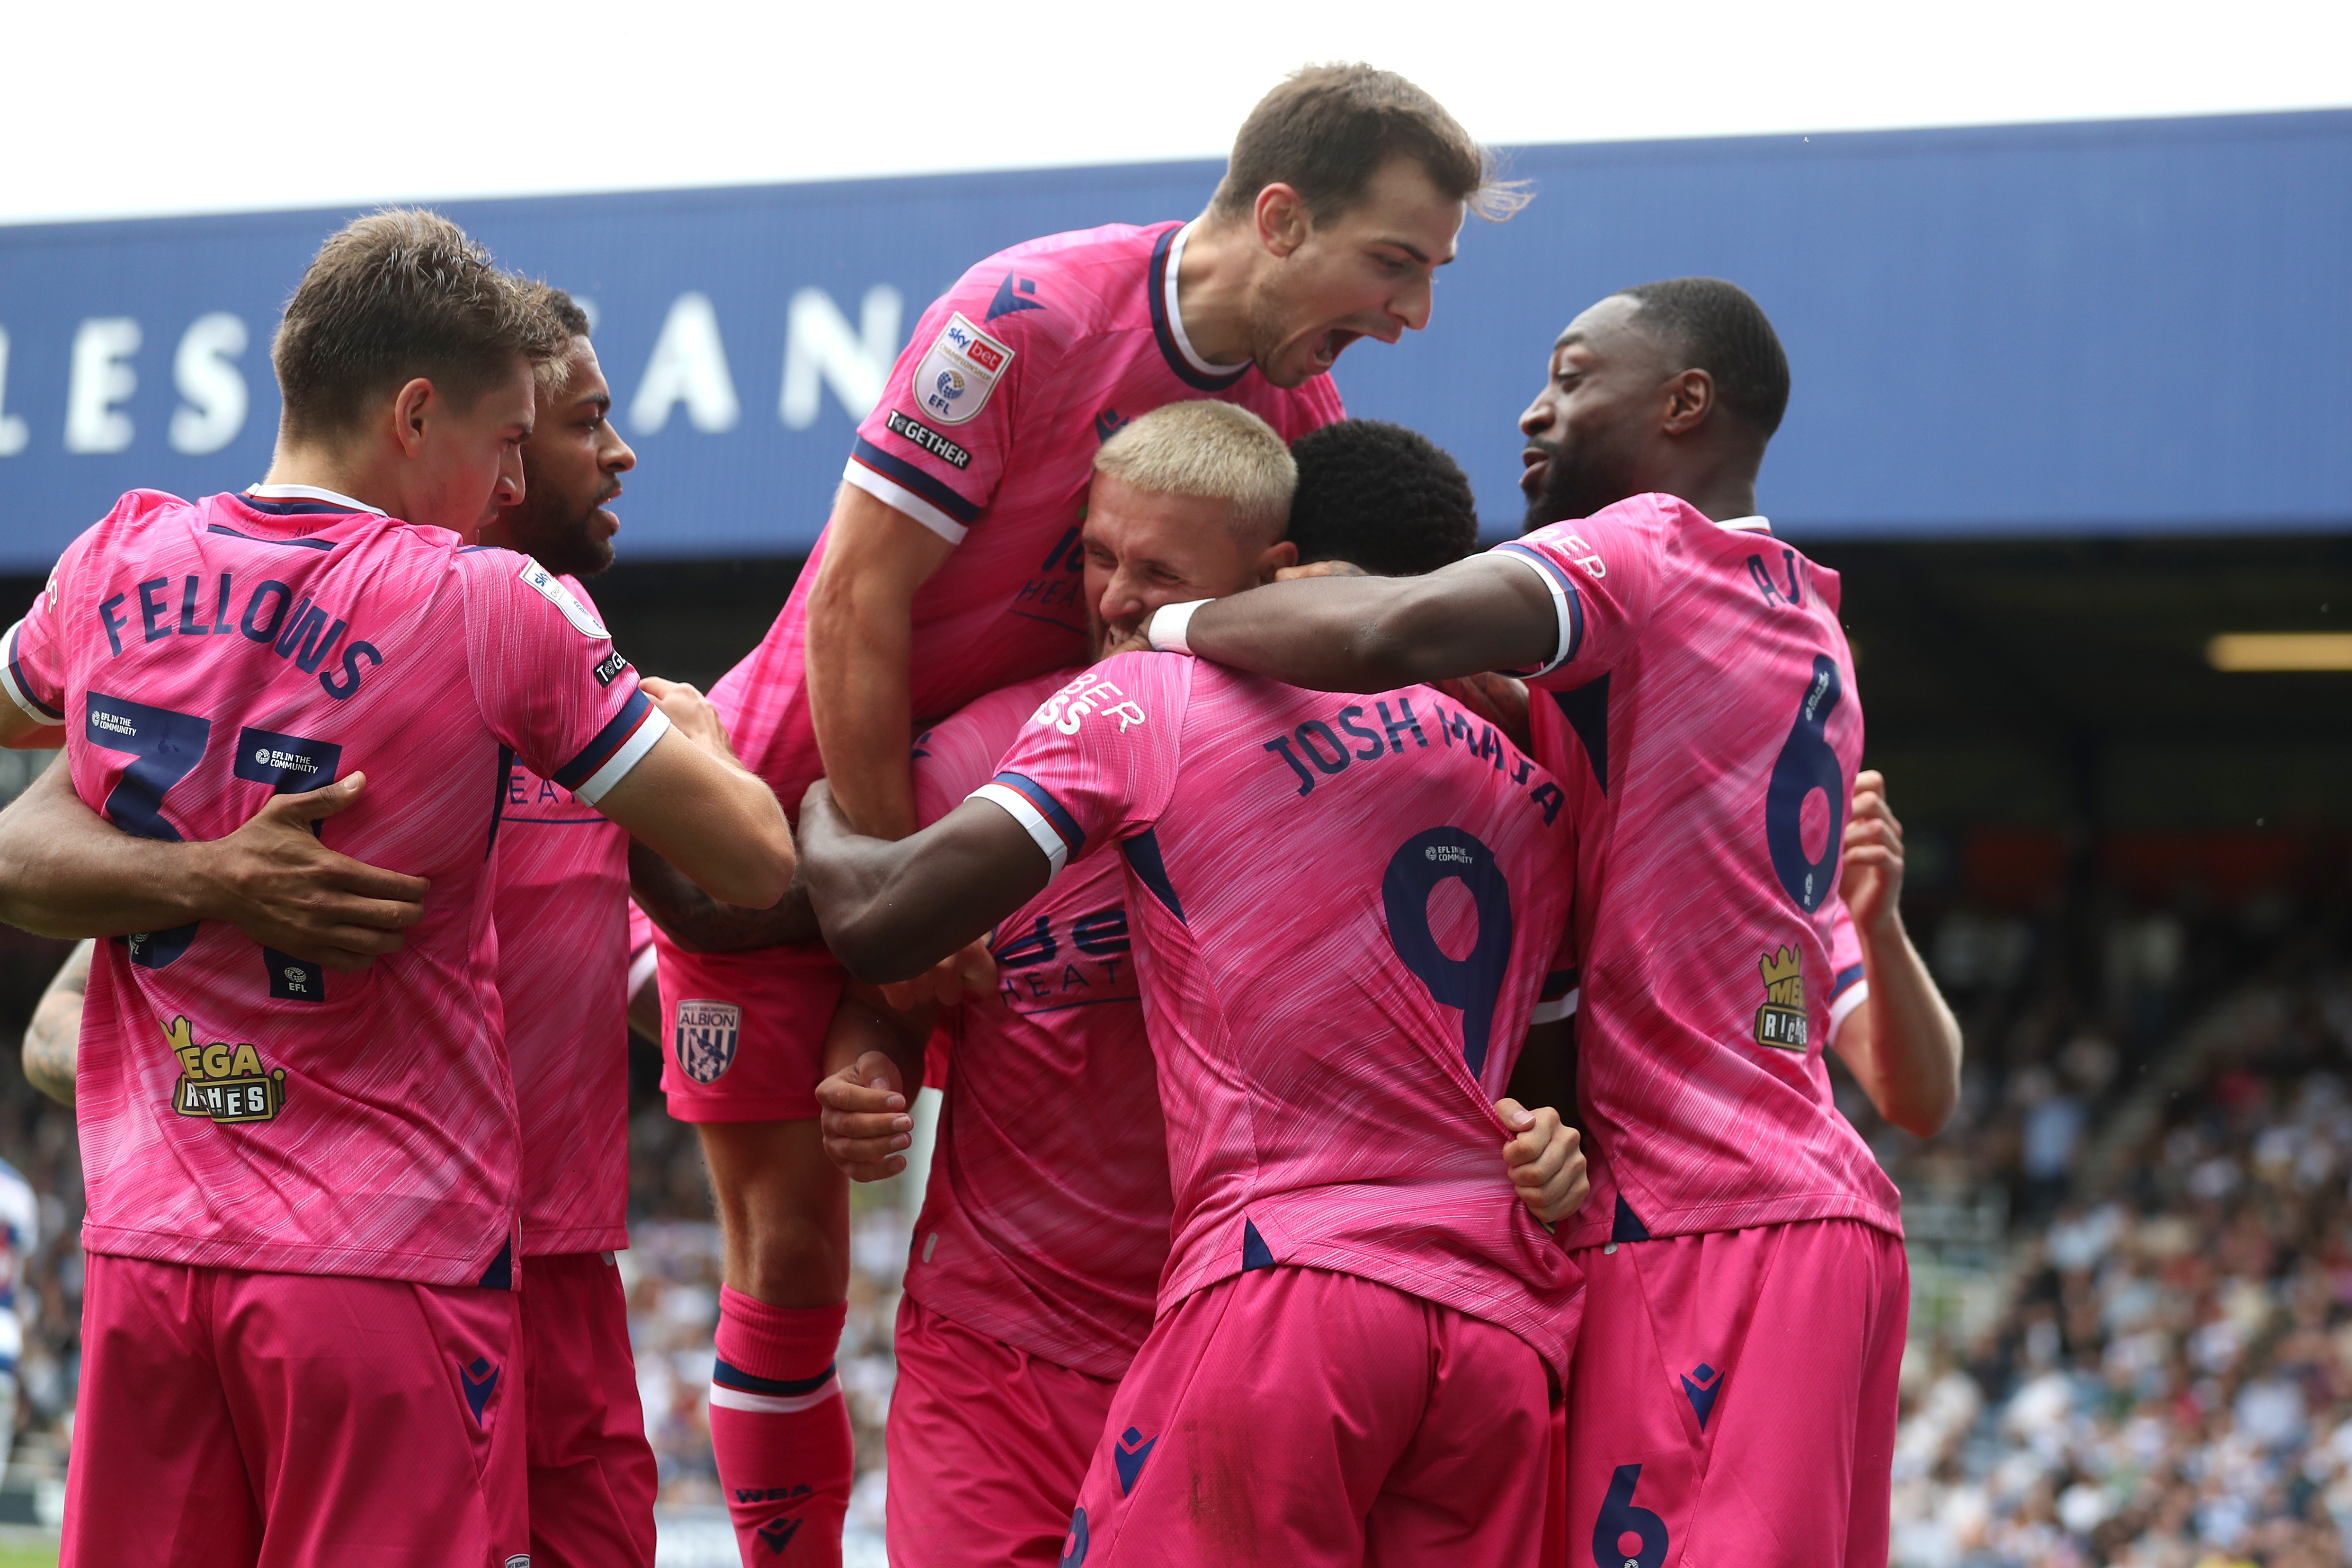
[[1211, 63, 1523, 224], [1615, 277, 1791, 437], [536, 284, 592, 341], [1287, 419, 1480, 576], [272, 209, 567, 442]]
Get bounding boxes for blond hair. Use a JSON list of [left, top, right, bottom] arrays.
[[1092, 400, 1296, 541]]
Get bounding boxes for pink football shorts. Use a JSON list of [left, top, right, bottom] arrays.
[[1065, 1265, 1551, 1568], [656, 938, 844, 1123], [886, 1292, 1119, 1567], [1565, 1217, 1907, 1568], [523, 1250, 658, 1568], [65, 1251, 527, 1567]]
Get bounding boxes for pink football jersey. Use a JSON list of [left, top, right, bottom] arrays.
[[1496, 494, 1901, 1249], [492, 575, 632, 1257], [2, 488, 667, 1285], [977, 656, 1582, 1376], [707, 221, 1345, 810], [900, 670, 1170, 1381]]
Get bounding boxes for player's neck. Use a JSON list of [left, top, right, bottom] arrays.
[[1171, 214, 1257, 367], [259, 435, 401, 519]]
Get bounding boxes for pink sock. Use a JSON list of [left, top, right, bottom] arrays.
[[709, 1286, 852, 1565]]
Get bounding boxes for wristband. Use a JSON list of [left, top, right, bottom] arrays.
[[1146, 598, 1211, 655]]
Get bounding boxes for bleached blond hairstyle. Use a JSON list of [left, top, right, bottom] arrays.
[[1092, 400, 1297, 543]]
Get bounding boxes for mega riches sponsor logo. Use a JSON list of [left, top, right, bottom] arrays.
[[1753, 945, 1808, 1051], [163, 1014, 288, 1123]]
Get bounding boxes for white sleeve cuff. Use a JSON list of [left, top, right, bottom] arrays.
[[841, 458, 969, 545], [1146, 599, 1211, 655], [574, 708, 672, 806], [1493, 550, 1575, 677], [971, 783, 1068, 879], [1827, 979, 1870, 1045]]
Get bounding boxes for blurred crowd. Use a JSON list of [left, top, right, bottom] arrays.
[[0, 846, 2347, 1568]]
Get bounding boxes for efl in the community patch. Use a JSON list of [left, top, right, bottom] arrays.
[[912, 312, 1013, 427]]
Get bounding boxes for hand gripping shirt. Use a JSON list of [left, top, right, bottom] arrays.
[[2, 488, 667, 1285], [976, 655, 1583, 1377], [491, 574, 632, 1258], [706, 221, 1345, 810], [901, 670, 1170, 1381], [1495, 493, 1900, 1250]]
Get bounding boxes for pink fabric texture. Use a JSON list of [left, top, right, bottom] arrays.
[[885, 1292, 1119, 1568], [710, 1288, 852, 1566], [1564, 1218, 1908, 1568], [1067, 1266, 1552, 1567], [1505, 497, 1902, 1248], [12, 489, 656, 1284], [522, 1250, 657, 1568], [65, 1252, 527, 1566]]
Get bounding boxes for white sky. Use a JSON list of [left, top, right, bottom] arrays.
[[8, 0, 2348, 225]]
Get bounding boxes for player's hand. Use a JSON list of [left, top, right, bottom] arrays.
[[1273, 559, 1368, 580], [641, 677, 740, 763], [816, 1050, 913, 1181], [1435, 671, 1533, 755], [1842, 769, 1904, 935], [193, 773, 429, 972], [1097, 624, 1156, 658], [1497, 1098, 1588, 1226], [880, 936, 998, 1012]]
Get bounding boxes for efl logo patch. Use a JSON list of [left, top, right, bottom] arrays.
[[593, 649, 631, 687], [516, 555, 607, 638], [164, 1015, 288, 1124], [1032, 671, 1146, 736], [912, 312, 1013, 426], [1753, 946, 1808, 1051], [675, 999, 741, 1085], [884, 408, 973, 470]]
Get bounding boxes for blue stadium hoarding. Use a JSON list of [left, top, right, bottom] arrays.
[[0, 108, 2347, 574]]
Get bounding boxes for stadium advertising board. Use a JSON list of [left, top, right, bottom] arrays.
[[0, 109, 2346, 571]]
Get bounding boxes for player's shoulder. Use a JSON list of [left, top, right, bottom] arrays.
[[935, 221, 1179, 344], [931, 666, 1083, 750]]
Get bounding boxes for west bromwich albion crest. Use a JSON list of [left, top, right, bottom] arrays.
[[674, 999, 741, 1085], [911, 312, 1013, 427]]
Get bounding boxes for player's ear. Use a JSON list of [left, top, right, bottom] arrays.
[[389, 378, 436, 456], [1254, 184, 1311, 258], [1254, 539, 1299, 584], [1661, 368, 1714, 437]]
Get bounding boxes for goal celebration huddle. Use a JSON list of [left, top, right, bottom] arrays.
[[0, 61, 1963, 1568]]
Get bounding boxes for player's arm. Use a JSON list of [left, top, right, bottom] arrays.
[[813, 984, 936, 1182], [1145, 554, 1560, 692], [797, 778, 1047, 986], [0, 757, 428, 970], [802, 485, 958, 840], [20, 939, 92, 1107], [0, 705, 62, 751], [1827, 770, 1961, 1137], [590, 681, 795, 911]]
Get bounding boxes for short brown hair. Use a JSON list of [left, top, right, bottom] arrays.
[[1211, 63, 1523, 224], [272, 209, 567, 442]]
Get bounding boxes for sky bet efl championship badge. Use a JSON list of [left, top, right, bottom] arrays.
[[674, 999, 740, 1085], [164, 1015, 288, 1123], [1753, 946, 1809, 1051], [912, 312, 1012, 426]]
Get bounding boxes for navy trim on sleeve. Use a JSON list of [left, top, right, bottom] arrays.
[[849, 438, 982, 526], [1496, 542, 1585, 670], [1541, 967, 1580, 1001], [7, 641, 64, 721], [990, 771, 1086, 860], [1148, 227, 1251, 393], [1830, 962, 1867, 1000], [553, 688, 652, 791]]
